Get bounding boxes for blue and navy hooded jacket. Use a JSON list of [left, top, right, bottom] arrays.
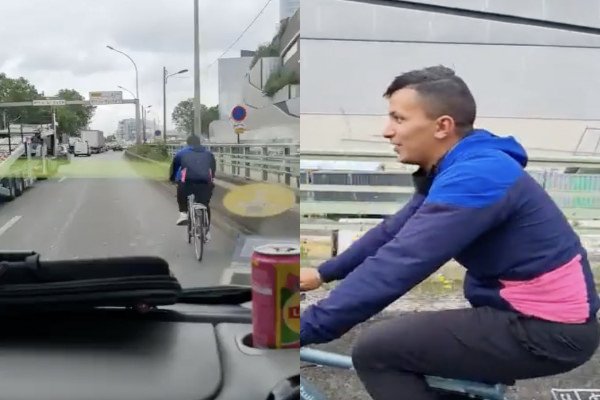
[[300, 129, 600, 346], [169, 145, 216, 184]]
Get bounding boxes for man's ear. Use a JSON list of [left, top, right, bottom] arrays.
[[433, 115, 455, 140]]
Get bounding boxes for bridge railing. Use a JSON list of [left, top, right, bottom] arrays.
[[299, 152, 600, 219], [159, 142, 300, 190]]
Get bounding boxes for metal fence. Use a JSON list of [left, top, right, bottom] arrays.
[[159, 142, 300, 190], [530, 171, 600, 212], [300, 169, 600, 219]]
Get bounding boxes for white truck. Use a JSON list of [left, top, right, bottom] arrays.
[[0, 124, 58, 201], [80, 130, 105, 154]]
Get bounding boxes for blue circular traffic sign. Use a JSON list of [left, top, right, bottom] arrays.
[[231, 105, 247, 122]]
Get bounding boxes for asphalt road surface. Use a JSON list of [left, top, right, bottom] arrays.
[[0, 151, 297, 288], [301, 289, 600, 400]]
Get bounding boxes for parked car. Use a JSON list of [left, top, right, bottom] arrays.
[[74, 141, 91, 157]]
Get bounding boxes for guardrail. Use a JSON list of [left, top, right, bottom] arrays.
[[144, 142, 300, 190], [301, 149, 600, 169], [299, 164, 600, 219]]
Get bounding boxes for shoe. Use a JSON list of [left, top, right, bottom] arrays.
[[176, 212, 188, 226], [205, 230, 212, 243]]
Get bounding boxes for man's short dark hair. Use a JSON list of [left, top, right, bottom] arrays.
[[187, 134, 201, 146], [384, 65, 476, 133]]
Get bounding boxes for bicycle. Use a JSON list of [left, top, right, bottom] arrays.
[[187, 193, 209, 261], [300, 347, 510, 400]]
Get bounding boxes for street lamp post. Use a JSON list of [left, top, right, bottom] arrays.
[[146, 109, 154, 140], [107, 45, 141, 145], [117, 86, 136, 99], [163, 67, 167, 144], [142, 105, 152, 143], [163, 67, 188, 143], [194, 0, 202, 140]]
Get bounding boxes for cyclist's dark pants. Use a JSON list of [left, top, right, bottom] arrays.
[[352, 306, 599, 400], [177, 182, 213, 227]]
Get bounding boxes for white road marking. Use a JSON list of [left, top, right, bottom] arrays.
[[0, 216, 22, 237], [58, 177, 67, 183]]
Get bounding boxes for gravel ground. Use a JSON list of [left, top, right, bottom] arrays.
[[301, 288, 600, 400]]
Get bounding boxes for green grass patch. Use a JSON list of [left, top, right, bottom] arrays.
[[128, 144, 171, 162]]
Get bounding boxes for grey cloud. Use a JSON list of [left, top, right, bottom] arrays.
[[16, 50, 128, 76], [0, 0, 281, 133], [107, 0, 279, 55]]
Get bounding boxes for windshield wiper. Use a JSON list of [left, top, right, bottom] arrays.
[[177, 286, 251, 305]]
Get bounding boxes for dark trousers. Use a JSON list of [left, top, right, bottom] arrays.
[[352, 306, 599, 400], [177, 182, 213, 228]]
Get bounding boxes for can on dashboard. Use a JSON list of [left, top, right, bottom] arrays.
[[251, 244, 300, 349]]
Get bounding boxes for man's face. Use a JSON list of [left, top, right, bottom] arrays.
[[383, 88, 448, 167]]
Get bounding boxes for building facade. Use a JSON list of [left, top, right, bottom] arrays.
[[117, 118, 136, 142], [301, 0, 600, 157], [210, 6, 300, 144]]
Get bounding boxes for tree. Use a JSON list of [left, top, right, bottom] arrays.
[[0, 73, 46, 127], [264, 69, 299, 97], [55, 89, 95, 136], [172, 99, 194, 134], [0, 74, 94, 134], [249, 43, 280, 69], [172, 98, 219, 137], [249, 18, 288, 69], [203, 105, 219, 136]]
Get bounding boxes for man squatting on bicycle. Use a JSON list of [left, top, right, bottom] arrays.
[[300, 66, 600, 400], [169, 134, 216, 238]]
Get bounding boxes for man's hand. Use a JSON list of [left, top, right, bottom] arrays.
[[300, 267, 323, 291]]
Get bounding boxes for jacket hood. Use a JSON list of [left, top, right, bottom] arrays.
[[439, 129, 528, 172]]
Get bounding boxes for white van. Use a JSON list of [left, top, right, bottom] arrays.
[[74, 141, 91, 157]]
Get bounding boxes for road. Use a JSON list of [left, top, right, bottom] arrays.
[[0, 151, 245, 288], [301, 288, 600, 400], [120, 150, 300, 239]]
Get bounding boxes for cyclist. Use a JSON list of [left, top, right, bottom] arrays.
[[300, 66, 600, 400], [169, 134, 216, 240]]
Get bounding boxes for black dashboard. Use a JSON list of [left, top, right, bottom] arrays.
[[0, 304, 299, 400]]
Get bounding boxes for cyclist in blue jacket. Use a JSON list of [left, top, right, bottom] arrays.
[[169, 134, 216, 237], [300, 66, 600, 400]]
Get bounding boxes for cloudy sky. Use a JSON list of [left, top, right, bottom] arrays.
[[0, 0, 280, 134]]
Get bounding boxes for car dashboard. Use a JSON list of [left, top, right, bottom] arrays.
[[0, 303, 299, 400]]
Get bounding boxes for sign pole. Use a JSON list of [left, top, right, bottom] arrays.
[[193, 0, 202, 140], [231, 105, 247, 143]]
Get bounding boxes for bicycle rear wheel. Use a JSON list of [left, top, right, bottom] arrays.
[[300, 377, 327, 400], [193, 209, 205, 261]]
